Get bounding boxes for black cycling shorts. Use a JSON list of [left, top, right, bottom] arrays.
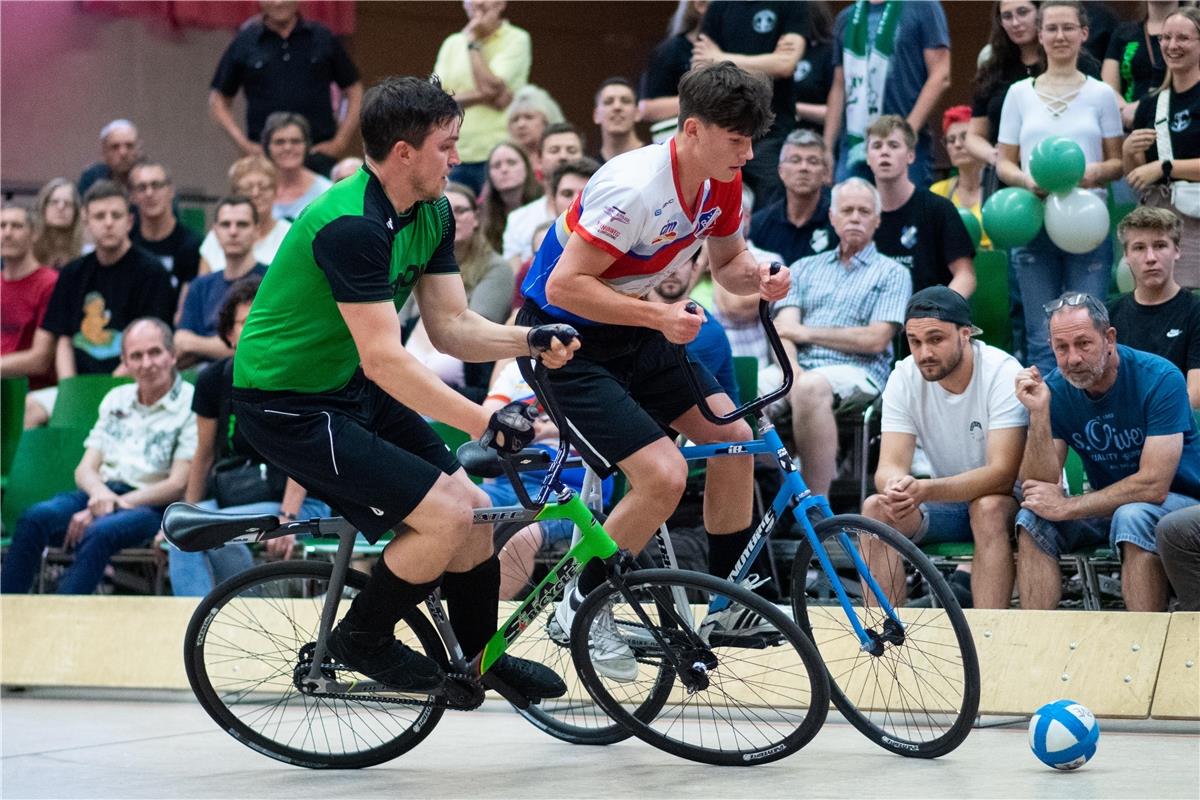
[[233, 371, 460, 542], [517, 301, 722, 478]]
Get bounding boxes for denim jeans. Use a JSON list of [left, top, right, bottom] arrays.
[[1017, 491, 1199, 558], [167, 497, 330, 596], [0, 483, 163, 595], [1010, 229, 1113, 374]]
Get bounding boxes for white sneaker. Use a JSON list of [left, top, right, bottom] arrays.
[[549, 587, 638, 681], [588, 601, 639, 682], [699, 575, 780, 647]]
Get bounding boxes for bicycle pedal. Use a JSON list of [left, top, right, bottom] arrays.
[[704, 631, 785, 649], [480, 669, 531, 710]]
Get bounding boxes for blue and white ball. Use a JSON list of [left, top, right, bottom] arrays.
[[1029, 700, 1100, 770]]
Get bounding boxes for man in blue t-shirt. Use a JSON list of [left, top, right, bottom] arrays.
[[1014, 292, 1200, 612]]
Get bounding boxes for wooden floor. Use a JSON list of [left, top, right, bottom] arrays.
[[2, 691, 1198, 799]]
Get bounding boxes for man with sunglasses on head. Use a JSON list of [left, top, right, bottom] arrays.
[[1014, 291, 1200, 612]]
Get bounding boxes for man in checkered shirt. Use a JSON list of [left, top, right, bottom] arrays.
[[775, 177, 911, 496]]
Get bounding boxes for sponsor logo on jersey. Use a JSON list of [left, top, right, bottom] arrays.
[[697, 207, 722, 235], [651, 219, 679, 244], [597, 223, 621, 239], [900, 225, 918, 249], [604, 205, 631, 224]]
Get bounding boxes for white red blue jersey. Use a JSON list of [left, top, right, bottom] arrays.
[[521, 138, 743, 325]]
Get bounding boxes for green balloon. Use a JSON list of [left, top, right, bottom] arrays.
[[957, 207, 983, 250], [1029, 136, 1086, 194], [982, 187, 1044, 249]]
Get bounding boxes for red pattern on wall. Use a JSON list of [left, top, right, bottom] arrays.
[[80, 1, 356, 36]]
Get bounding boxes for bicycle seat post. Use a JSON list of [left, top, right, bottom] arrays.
[[307, 518, 361, 678]]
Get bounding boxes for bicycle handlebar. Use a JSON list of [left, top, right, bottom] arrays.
[[676, 263, 795, 426]]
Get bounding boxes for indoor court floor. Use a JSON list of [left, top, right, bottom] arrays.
[[2, 690, 1198, 799]]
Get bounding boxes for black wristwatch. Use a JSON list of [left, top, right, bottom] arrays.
[[1162, 160, 1174, 181], [279, 510, 297, 522], [467, 41, 482, 52]]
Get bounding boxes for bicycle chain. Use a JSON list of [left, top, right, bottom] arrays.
[[304, 671, 486, 711]]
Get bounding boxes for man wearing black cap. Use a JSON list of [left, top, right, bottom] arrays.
[[862, 286, 1027, 609]]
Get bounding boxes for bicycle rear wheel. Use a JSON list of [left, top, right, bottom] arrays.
[[572, 569, 829, 766], [185, 561, 447, 769], [789, 514, 980, 759]]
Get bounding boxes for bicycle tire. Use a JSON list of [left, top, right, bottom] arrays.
[[496, 527, 670, 746], [789, 514, 981, 759], [184, 560, 447, 769], [572, 568, 830, 766]]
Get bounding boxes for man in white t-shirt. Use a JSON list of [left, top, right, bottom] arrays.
[[502, 123, 584, 269], [862, 287, 1028, 609]]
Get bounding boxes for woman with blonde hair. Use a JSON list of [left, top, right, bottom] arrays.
[[505, 85, 565, 171], [198, 155, 291, 274], [31, 178, 83, 268]]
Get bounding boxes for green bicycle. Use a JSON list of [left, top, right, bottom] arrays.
[[163, 330, 831, 769]]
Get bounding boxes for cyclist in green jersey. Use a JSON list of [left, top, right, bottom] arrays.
[[231, 75, 577, 697]]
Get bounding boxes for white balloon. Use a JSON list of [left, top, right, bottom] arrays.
[[1044, 189, 1110, 254], [1115, 257, 1134, 294]]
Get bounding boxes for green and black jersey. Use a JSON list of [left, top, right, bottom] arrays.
[[233, 166, 458, 394]]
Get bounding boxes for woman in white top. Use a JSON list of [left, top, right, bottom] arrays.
[[1124, 6, 1200, 285], [996, 0, 1124, 373], [199, 156, 291, 274], [262, 112, 332, 222]]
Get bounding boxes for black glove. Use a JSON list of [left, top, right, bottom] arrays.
[[481, 401, 538, 454], [527, 324, 578, 358]]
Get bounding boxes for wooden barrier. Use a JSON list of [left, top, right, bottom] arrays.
[[2, 598, 1197, 720]]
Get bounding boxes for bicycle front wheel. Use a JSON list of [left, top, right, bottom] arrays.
[[185, 561, 447, 769], [789, 514, 980, 758], [572, 569, 829, 766]]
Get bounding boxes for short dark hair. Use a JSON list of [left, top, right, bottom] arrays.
[[82, 179, 127, 209], [262, 112, 313, 151], [594, 76, 637, 106], [215, 194, 259, 226], [360, 75, 464, 161], [550, 158, 600, 195], [129, 159, 172, 183], [677, 61, 774, 139], [539, 122, 585, 155], [218, 275, 262, 348]]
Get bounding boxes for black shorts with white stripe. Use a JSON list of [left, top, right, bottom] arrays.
[[232, 370, 460, 542], [516, 300, 722, 479]]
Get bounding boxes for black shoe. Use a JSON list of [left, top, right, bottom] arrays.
[[487, 655, 567, 699], [327, 624, 445, 693]]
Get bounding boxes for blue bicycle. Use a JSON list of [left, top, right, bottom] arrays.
[[503, 298, 980, 759]]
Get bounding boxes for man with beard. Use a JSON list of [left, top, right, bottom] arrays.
[[862, 287, 1027, 609], [649, 250, 739, 402], [1014, 292, 1200, 611]]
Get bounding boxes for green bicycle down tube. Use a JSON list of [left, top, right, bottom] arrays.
[[479, 495, 619, 673]]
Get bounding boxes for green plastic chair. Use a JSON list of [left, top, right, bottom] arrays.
[[49, 375, 132, 431], [970, 250, 1012, 354], [178, 206, 208, 238], [1, 376, 29, 486], [1, 426, 89, 533]]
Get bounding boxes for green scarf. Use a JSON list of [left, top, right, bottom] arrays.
[[843, 0, 901, 150]]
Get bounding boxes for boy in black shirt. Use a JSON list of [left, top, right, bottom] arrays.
[[866, 115, 976, 297], [1108, 206, 1200, 408]]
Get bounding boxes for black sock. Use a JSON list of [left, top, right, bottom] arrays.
[[707, 528, 755, 582], [577, 557, 608, 598], [441, 556, 501, 658], [342, 558, 441, 635]]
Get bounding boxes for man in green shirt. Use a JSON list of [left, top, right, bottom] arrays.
[[232, 75, 577, 698]]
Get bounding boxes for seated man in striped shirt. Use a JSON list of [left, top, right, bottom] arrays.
[[774, 177, 912, 496]]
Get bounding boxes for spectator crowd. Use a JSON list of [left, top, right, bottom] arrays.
[[2, 0, 1200, 613]]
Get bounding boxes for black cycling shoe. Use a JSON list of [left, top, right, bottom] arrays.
[[327, 624, 445, 693], [487, 655, 567, 699]]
